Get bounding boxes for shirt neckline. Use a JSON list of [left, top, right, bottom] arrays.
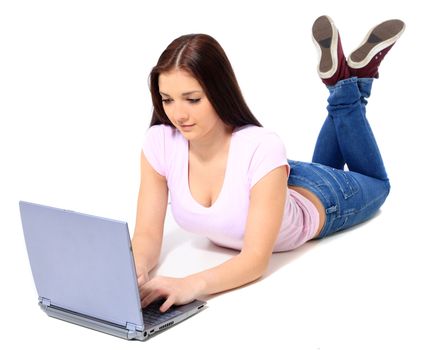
[[184, 130, 236, 210]]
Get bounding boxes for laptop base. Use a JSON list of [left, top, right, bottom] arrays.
[[40, 300, 147, 340]]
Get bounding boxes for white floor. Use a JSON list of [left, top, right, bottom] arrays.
[[6, 194, 435, 350]]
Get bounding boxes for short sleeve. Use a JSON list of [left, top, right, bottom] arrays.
[[249, 133, 290, 189], [142, 125, 166, 177]]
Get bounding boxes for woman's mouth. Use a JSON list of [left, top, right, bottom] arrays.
[[180, 124, 195, 130]]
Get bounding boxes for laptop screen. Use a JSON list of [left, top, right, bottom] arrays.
[[19, 201, 144, 328]]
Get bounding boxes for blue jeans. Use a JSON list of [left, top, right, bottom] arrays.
[[287, 77, 390, 238]]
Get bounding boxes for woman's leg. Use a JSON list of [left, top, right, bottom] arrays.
[[311, 110, 345, 170], [311, 15, 404, 180], [313, 77, 388, 181], [290, 16, 405, 239], [303, 77, 390, 238], [287, 159, 390, 238]]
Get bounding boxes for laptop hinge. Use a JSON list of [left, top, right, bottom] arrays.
[[39, 297, 51, 309], [125, 322, 142, 331]]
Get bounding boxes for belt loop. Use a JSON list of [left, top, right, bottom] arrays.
[[326, 205, 338, 214]]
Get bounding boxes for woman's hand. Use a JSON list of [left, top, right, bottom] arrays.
[[139, 275, 205, 312], [136, 262, 150, 295]]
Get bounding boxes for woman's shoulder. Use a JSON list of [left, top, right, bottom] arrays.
[[146, 123, 184, 143], [233, 124, 283, 144], [232, 124, 287, 160], [148, 123, 178, 136], [144, 123, 183, 155], [143, 124, 183, 177]]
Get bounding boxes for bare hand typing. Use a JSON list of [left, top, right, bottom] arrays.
[[138, 275, 204, 313]]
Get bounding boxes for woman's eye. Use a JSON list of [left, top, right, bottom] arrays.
[[162, 98, 200, 104]]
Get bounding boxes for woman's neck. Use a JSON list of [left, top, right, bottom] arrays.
[[189, 124, 234, 162]]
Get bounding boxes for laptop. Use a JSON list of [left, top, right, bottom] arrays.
[[19, 201, 206, 340]]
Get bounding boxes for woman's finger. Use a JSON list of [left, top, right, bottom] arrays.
[[137, 274, 146, 285], [141, 289, 165, 309], [139, 285, 147, 300], [159, 295, 175, 313]]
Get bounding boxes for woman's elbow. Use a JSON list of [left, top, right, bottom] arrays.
[[240, 251, 271, 280]]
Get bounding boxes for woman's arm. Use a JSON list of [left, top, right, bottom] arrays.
[[141, 165, 289, 311], [191, 164, 289, 293], [132, 152, 168, 280]]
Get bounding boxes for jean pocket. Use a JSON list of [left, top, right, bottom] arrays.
[[330, 168, 359, 199]]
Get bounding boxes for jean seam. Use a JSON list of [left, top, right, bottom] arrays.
[[289, 166, 340, 240], [289, 173, 339, 213], [342, 185, 389, 218], [309, 164, 343, 212], [318, 179, 389, 238], [331, 168, 360, 199], [335, 216, 349, 231]]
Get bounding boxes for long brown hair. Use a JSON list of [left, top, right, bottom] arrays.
[[149, 34, 262, 127]]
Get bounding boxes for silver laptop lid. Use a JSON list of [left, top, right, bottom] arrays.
[[19, 201, 144, 328]]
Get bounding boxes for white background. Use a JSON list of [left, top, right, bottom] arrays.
[[1, 0, 435, 349]]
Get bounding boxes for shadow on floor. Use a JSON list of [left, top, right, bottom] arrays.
[[153, 210, 382, 297]]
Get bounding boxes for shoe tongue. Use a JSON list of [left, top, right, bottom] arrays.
[[319, 38, 332, 48], [368, 33, 382, 43]]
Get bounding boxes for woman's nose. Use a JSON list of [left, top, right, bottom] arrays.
[[173, 104, 188, 124]]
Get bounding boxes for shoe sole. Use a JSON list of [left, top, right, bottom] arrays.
[[312, 15, 338, 79], [348, 19, 405, 68]]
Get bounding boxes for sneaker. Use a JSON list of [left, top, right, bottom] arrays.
[[347, 19, 405, 78], [312, 15, 350, 85]]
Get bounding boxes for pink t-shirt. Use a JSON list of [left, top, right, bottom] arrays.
[[142, 124, 319, 252]]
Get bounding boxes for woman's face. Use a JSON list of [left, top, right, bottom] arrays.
[[158, 69, 227, 141]]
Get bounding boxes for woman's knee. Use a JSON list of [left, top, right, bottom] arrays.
[[384, 179, 391, 196], [379, 178, 391, 206]]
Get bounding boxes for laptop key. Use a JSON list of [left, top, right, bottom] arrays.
[[142, 301, 183, 326]]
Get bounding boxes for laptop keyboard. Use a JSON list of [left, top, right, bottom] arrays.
[[142, 301, 183, 326]]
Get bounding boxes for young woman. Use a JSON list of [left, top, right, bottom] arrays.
[[132, 15, 405, 312]]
